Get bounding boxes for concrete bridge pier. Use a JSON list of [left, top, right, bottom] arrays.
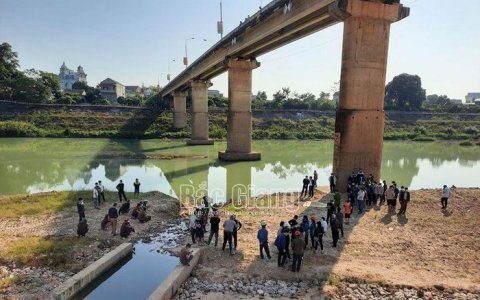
[[172, 91, 187, 129], [332, 0, 408, 191], [187, 80, 214, 145], [219, 59, 261, 161]]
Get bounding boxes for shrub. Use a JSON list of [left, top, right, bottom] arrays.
[[412, 136, 436, 142], [463, 126, 479, 135], [414, 125, 428, 135], [459, 141, 474, 147], [0, 121, 45, 137]]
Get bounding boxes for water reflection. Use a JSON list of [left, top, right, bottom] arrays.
[[0, 139, 479, 200]]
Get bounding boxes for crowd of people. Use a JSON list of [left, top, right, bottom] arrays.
[[76, 178, 150, 239]]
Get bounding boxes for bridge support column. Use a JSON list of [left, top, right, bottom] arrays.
[[172, 91, 187, 129], [332, 0, 408, 191], [187, 80, 214, 145], [219, 59, 261, 161]]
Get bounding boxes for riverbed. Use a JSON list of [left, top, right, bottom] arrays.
[[0, 139, 479, 202]]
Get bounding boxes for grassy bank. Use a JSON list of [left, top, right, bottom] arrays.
[[0, 190, 151, 218], [1, 108, 479, 142]]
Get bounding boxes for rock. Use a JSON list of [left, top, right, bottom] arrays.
[[257, 289, 264, 295], [417, 290, 424, 298]]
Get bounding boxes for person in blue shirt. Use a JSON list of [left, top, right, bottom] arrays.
[[257, 221, 271, 259], [299, 216, 310, 249], [275, 228, 289, 267]]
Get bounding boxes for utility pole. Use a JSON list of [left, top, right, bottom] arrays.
[[218, 0, 224, 39]]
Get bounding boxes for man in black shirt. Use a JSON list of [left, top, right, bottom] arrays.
[[326, 200, 335, 223], [116, 180, 128, 202], [301, 176, 309, 197], [108, 203, 119, 236], [207, 211, 221, 246], [288, 215, 299, 227]]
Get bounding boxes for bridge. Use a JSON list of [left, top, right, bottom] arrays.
[[159, 0, 410, 191]]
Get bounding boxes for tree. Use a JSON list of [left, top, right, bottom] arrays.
[[85, 88, 103, 104], [39, 71, 61, 99], [72, 81, 89, 91], [11, 76, 52, 103], [385, 73, 426, 111], [0, 42, 22, 99], [426, 94, 439, 105], [255, 91, 267, 101], [437, 95, 451, 106]]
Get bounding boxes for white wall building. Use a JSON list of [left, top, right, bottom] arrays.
[[58, 62, 87, 90], [465, 93, 480, 104]]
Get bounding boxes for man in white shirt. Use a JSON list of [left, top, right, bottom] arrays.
[[93, 182, 99, 209], [357, 188, 365, 213], [321, 217, 328, 234], [189, 212, 197, 244], [98, 180, 106, 202], [441, 185, 450, 209]]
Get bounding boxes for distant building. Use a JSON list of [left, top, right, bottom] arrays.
[[208, 90, 224, 98], [333, 91, 340, 103], [58, 62, 87, 90], [125, 86, 141, 97], [449, 99, 462, 105], [98, 78, 125, 103], [465, 93, 480, 104]]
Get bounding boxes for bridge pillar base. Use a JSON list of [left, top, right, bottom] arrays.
[[218, 151, 261, 162], [190, 80, 212, 144], [172, 91, 187, 129], [219, 59, 261, 162], [187, 139, 214, 146], [333, 0, 406, 192]]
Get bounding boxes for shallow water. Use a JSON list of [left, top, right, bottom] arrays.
[[0, 138, 479, 202]]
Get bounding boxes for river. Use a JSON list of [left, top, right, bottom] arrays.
[[0, 138, 479, 202]]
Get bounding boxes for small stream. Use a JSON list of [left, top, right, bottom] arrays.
[[72, 224, 185, 300]]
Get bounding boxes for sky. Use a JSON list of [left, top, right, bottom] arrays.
[[1, 0, 479, 101]]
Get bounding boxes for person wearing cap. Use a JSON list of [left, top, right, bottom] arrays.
[[120, 218, 135, 238], [330, 214, 340, 247], [257, 221, 271, 259], [441, 185, 450, 209], [291, 231, 305, 272], [77, 217, 89, 237], [222, 215, 236, 255], [77, 198, 85, 221], [274, 228, 289, 267], [116, 180, 128, 202], [334, 191, 342, 209], [133, 178, 141, 198], [232, 214, 242, 252], [309, 217, 316, 248], [207, 210, 220, 246]]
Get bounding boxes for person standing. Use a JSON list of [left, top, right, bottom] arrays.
[[385, 185, 396, 214], [222, 216, 236, 255], [357, 188, 365, 214], [116, 180, 128, 202], [93, 183, 100, 209], [232, 214, 242, 252], [291, 231, 305, 272], [313, 221, 324, 253], [301, 176, 309, 197], [257, 221, 271, 259], [344, 200, 352, 224], [189, 212, 197, 244], [309, 217, 316, 248], [398, 186, 405, 215], [275, 228, 288, 267], [108, 203, 119, 236], [399, 187, 410, 216], [195, 223, 204, 244], [133, 178, 141, 198], [330, 214, 340, 247], [77, 198, 85, 221], [313, 170, 318, 187], [441, 185, 450, 209], [333, 191, 341, 210], [335, 207, 344, 238], [326, 200, 335, 223], [300, 216, 310, 248], [367, 183, 375, 206], [329, 173, 337, 193], [308, 176, 314, 198], [98, 180, 106, 202], [207, 211, 220, 246]]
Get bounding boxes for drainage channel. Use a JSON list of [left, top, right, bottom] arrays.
[[72, 225, 184, 300]]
